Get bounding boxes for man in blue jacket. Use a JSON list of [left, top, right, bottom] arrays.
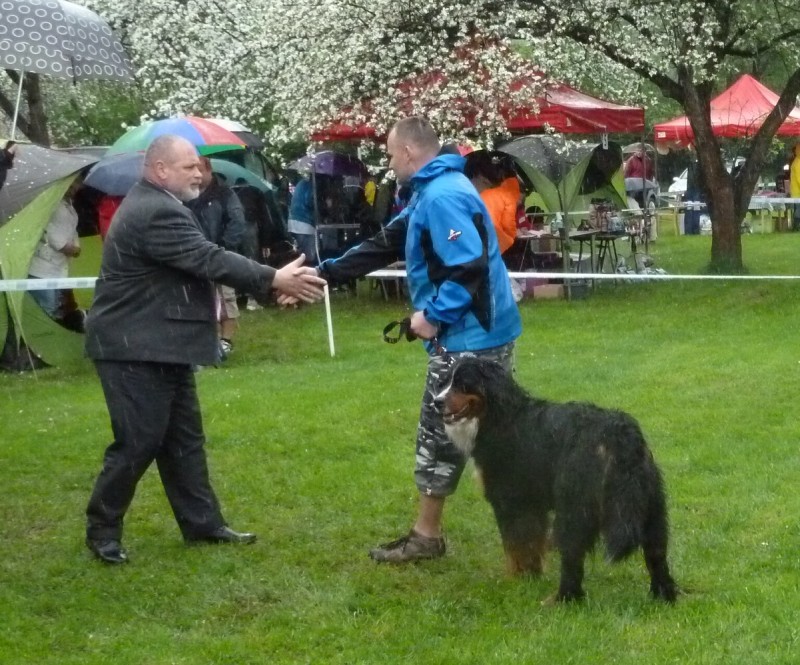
[[318, 117, 522, 563], [287, 175, 317, 264]]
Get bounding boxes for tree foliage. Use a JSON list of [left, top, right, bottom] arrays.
[[55, 1, 800, 269]]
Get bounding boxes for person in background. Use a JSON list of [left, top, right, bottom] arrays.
[[370, 173, 395, 230], [624, 144, 655, 181], [97, 194, 124, 240], [683, 151, 703, 235], [287, 174, 317, 264], [364, 174, 377, 206], [790, 144, 800, 231], [187, 157, 247, 360], [83, 135, 325, 565], [317, 117, 521, 564], [28, 177, 83, 319], [465, 152, 520, 255], [0, 140, 17, 191]]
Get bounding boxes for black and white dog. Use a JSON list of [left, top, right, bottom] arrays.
[[436, 356, 677, 603]]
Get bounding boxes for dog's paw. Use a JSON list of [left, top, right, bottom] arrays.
[[541, 589, 586, 606], [650, 579, 679, 603]]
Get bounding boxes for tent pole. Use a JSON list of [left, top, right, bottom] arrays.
[[642, 130, 651, 257], [10, 71, 25, 141], [310, 161, 321, 263]]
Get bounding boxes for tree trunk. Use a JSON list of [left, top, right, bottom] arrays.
[[24, 73, 50, 145], [705, 173, 743, 272], [1, 71, 50, 145], [681, 75, 744, 273]]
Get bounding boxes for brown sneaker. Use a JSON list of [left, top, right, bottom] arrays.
[[369, 529, 446, 563]]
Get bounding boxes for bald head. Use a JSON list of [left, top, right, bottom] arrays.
[[386, 116, 442, 185], [143, 135, 202, 201], [391, 117, 441, 152]]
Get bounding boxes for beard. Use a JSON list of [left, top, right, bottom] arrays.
[[176, 183, 201, 202]]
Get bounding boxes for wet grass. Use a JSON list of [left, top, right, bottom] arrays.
[[2, 233, 800, 664]]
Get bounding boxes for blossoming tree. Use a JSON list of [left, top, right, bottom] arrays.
[[88, 0, 800, 271]]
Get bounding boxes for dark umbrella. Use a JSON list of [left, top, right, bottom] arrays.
[[498, 136, 622, 195], [0, 143, 96, 222], [287, 151, 367, 179], [84, 151, 138, 196], [0, 0, 134, 138], [498, 136, 596, 184]]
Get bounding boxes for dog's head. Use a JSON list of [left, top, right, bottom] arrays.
[[435, 356, 506, 455]]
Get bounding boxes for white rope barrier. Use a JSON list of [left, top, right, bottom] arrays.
[[5, 270, 800, 294], [368, 270, 800, 282]]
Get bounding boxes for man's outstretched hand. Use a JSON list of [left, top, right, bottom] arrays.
[[272, 254, 326, 303]]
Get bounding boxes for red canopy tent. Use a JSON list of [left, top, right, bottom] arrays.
[[654, 74, 800, 147], [504, 81, 644, 134], [311, 79, 644, 142]]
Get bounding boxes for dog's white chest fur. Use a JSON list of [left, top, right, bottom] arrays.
[[444, 417, 479, 456]]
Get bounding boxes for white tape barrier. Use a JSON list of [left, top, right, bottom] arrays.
[[368, 270, 800, 282], [5, 271, 800, 294], [0, 277, 99, 292]]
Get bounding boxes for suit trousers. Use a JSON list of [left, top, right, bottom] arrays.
[[86, 360, 225, 541]]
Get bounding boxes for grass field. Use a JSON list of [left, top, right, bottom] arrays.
[[2, 233, 800, 664]]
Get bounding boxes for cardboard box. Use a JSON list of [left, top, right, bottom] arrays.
[[531, 284, 565, 300], [516, 273, 547, 298]]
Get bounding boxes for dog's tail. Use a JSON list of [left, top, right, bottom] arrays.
[[602, 424, 666, 563]]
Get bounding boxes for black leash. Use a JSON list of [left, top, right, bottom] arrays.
[[382, 317, 417, 343], [383, 317, 447, 354]]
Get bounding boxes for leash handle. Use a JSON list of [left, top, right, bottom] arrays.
[[382, 318, 417, 344], [383, 318, 447, 354]]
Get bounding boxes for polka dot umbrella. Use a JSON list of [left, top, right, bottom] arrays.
[[0, 0, 134, 138]]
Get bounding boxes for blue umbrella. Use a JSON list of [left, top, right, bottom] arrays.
[[84, 151, 139, 195]]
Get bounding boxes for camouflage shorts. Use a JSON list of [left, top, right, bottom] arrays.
[[414, 342, 515, 497]]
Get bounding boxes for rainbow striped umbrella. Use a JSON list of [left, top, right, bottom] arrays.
[[107, 116, 247, 156]]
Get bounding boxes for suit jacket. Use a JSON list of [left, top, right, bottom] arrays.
[[85, 180, 275, 366]]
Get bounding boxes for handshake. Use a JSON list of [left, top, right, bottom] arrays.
[[271, 254, 327, 306]]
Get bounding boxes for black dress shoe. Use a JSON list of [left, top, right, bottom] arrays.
[[86, 537, 129, 564], [186, 526, 257, 545]]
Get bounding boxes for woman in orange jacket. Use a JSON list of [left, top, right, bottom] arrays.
[[464, 152, 521, 254]]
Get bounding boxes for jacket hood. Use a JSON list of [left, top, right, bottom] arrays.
[[498, 176, 520, 199], [411, 153, 466, 186]]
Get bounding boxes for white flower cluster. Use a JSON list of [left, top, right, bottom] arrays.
[[74, 0, 800, 149]]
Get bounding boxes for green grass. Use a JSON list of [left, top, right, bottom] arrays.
[[3, 233, 800, 664]]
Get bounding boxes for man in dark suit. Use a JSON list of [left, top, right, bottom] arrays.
[[84, 135, 326, 565]]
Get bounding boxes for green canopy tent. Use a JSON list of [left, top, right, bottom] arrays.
[[0, 144, 97, 370], [496, 136, 627, 294], [497, 135, 627, 217]]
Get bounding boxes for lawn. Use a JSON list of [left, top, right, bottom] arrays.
[[2, 233, 800, 664]]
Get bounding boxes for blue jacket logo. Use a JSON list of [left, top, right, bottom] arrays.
[[447, 229, 462, 241]]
